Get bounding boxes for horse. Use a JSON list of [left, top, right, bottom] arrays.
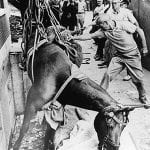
[[94, 109, 130, 150], [8, 0, 133, 150]]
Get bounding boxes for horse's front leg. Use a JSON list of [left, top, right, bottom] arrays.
[[94, 112, 107, 150], [43, 123, 55, 150], [13, 102, 36, 150], [13, 85, 54, 150]]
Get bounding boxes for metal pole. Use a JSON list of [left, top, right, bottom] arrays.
[[9, 52, 25, 115]]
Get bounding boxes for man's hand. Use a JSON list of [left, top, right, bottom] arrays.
[[70, 35, 74, 40], [141, 47, 148, 57]]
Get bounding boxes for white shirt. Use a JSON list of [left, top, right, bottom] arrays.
[[108, 8, 137, 24], [104, 21, 137, 54], [78, 1, 86, 13]]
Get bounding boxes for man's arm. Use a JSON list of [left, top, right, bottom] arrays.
[[120, 21, 137, 33], [136, 27, 148, 56], [72, 30, 105, 41], [126, 9, 139, 26]]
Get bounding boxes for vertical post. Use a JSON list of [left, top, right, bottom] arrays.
[[138, 0, 140, 21], [9, 52, 25, 115]]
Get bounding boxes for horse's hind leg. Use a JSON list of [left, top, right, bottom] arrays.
[[13, 86, 50, 150]]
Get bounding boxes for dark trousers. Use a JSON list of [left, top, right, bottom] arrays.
[[95, 38, 107, 58]]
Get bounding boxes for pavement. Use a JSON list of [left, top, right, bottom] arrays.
[[78, 11, 150, 150]]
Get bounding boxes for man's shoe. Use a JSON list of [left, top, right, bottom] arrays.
[[95, 56, 103, 61], [123, 75, 131, 81], [97, 61, 108, 66]]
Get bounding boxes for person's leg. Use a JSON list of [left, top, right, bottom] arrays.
[[126, 65, 148, 104], [80, 14, 85, 28], [95, 38, 106, 61], [76, 14, 80, 29], [100, 57, 124, 90], [98, 40, 114, 67]]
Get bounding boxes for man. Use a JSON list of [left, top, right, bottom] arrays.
[[103, 0, 139, 80], [93, 0, 105, 19], [76, 0, 86, 29], [72, 13, 149, 104], [61, 0, 78, 31], [92, 0, 107, 61]]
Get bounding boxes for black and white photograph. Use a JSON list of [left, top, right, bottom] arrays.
[[0, 0, 150, 150]]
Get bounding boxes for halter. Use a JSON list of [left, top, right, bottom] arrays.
[[103, 135, 120, 149], [102, 111, 129, 149]]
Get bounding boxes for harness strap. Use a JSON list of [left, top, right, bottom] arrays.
[[105, 112, 128, 126], [42, 75, 74, 110], [104, 136, 120, 148], [27, 39, 48, 56], [42, 64, 87, 110], [27, 39, 48, 80]]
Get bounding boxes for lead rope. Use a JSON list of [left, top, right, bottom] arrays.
[[31, 29, 39, 82], [43, 1, 78, 58], [44, 2, 61, 41]]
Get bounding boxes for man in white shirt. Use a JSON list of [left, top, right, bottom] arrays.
[[92, 0, 110, 61], [76, 0, 86, 29], [93, 0, 105, 19], [101, 0, 139, 80]]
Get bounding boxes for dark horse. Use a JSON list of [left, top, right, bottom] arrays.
[[9, 0, 133, 150], [94, 110, 130, 150]]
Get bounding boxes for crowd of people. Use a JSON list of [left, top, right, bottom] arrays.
[[50, 0, 88, 31]]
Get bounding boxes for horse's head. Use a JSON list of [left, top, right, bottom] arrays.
[[94, 108, 133, 150]]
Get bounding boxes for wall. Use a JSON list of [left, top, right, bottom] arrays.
[[130, 0, 150, 70], [0, 0, 16, 149]]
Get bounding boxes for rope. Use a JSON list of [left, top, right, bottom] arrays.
[[31, 29, 38, 82], [121, 103, 150, 109], [44, 2, 61, 41], [21, 0, 81, 83], [43, 71, 76, 110], [42, 64, 87, 110]]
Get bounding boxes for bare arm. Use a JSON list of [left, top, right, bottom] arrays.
[[136, 27, 148, 55], [72, 30, 105, 41]]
